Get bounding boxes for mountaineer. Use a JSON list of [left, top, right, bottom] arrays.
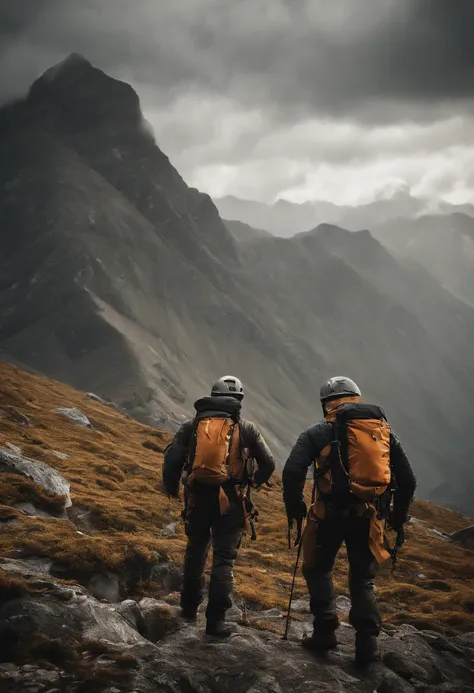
[[163, 375, 275, 637], [283, 376, 416, 665]]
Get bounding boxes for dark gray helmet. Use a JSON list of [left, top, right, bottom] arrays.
[[211, 375, 244, 400], [320, 376, 361, 402]]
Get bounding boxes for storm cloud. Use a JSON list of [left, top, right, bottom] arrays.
[[1, 0, 474, 203]]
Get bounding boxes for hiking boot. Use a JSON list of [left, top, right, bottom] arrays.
[[355, 635, 380, 666], [205, 620, 233, 638], [302, 631, 338, 652], [180, 607, 198, 622]]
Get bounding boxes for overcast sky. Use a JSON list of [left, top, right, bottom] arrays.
[[2, 0, 474, 205]]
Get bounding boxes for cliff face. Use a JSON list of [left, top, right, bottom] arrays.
[[1, 55, 474, 513]]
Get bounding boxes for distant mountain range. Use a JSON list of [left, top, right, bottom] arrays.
[[215, 193, 474, 238], [371, 213, 474, 307], [1, 54, 473, 513]]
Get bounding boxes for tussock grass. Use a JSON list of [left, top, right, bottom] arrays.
[[0, 568, 46, 602], [0, 360, 473, 635]]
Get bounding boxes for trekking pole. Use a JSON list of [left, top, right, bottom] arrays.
[[283, 538, 303, 641]]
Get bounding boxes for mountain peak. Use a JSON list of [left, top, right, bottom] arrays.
[[25, 53, 141, 129], [39, 53, 93, 82]]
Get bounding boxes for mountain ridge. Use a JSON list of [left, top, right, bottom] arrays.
[[215, 193, 474, 238], [1, 55, 474, 513]]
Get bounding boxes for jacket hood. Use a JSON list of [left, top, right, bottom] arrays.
[[194, 396, 242, 417]]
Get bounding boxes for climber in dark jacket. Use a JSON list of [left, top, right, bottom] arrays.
[[163, 375, 275, 637], [283, 376, 416, 665]]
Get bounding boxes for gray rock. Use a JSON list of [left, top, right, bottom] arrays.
[[392, 623, 419, 639], [115, 600, 147, 635], [0, 448, 71, 507], [423, 685, 474, 693], [13, 502, 66, 519], [451, 526, 474, 551], [377, 671, 417, 693], [5, 442, 22, 454], [251, 608, 282, 620], [226, 604, 244, 622], [1, 559, 474, 693], [0, 580, 146, 648], [150, 562, 183, 591], [336, 595, 352, 613], [0, 556, 54, 576], [138, 598, 182, 642], [88, 572, 120, 602], [53, 407, 92, 428], [383, 650, 436, 683], [291, 598, 310, 613], [87, 392, 118, 409], [162, 522, 178, 537], [162, 592, 180, 606]]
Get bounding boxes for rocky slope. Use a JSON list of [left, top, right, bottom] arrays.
[[1, 361, 474, 693], [1, 55, 474, 513], [371, 214, 474, 307]]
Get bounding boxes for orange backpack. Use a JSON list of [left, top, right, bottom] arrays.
[[317, 402, 391, 503], [187, 416, 245, 485]]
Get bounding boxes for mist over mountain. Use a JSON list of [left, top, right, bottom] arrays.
[[215, 193, 474, 238], [1, 55, 474, 514]]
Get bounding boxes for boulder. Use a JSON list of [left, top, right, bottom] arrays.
[[137, 598, 182, 642], [150, 562, 183, 591], [0, 448, 71, 507], [53, 407, 92, 428], [115, 599, 147, 634], [87, 572, 120, 602]]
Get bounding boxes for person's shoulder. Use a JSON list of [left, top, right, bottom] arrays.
[[175, 419, 194, 437], [239, 417, 259, 434], [303, 420, 332, 447], [178, 418, 193, 428], [306, 420, 331, 436]]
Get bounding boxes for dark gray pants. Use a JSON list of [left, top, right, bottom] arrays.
[[181, 484, 244, 622], [302, 514, 381, 638]]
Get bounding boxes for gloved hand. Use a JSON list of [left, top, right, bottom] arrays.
[[285, 499, 307, 548], [389, 506, 408, 533], [285, 498, 307, 524]]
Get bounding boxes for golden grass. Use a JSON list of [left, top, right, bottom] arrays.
[[0, 473, 67, 514], [1, 360, 473, 635], [0, 568, 46, 601]]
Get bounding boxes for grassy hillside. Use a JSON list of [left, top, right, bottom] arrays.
[[1, 360, 473, 635]]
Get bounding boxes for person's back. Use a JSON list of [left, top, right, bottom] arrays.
[[283, 376, 416, 665], [163, 375, 275, 637]]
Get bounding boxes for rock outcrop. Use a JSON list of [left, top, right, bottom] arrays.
[[1, 560, 474, 693], [0, 448, 71, 508]]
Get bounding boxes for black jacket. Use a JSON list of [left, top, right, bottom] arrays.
[[282, 416, 417, 529], [163, 396, 276, 496]]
